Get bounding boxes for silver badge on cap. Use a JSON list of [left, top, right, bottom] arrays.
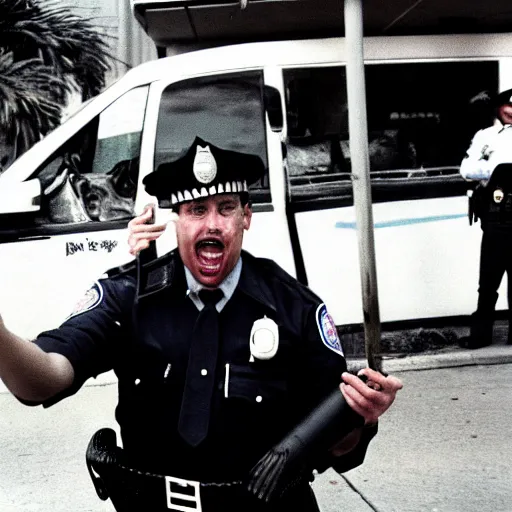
[[249, 316, 279, 362], [193, 145, 217, 184], [494, 188, 504, 203]]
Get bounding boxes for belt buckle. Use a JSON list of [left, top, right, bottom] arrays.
[[165, 475, 202, 512]]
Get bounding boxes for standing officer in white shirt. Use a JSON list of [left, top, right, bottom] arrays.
[[460, 88, 512, 348]]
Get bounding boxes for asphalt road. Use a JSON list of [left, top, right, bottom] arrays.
[[0, 364, 511, 512]]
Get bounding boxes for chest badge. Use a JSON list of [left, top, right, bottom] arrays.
[[249, 316, 279, 362], [481, 145, 493, 161], [494, 188, 504, 203]]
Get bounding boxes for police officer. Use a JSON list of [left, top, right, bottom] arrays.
[[0, 136, 402, 512], [460, 88, 512, 349]]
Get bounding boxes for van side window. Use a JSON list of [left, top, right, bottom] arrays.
[[155, 72, 270, 204], [283, 62, 498, 209], [34, 86, 149, 225], [365, 61, 498, 175]]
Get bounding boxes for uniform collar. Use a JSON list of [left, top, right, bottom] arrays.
[[237, 250, 277, 313], [495, 119, 512, 133], [137, 249, 277, 313], [185, 258, 242, 312]]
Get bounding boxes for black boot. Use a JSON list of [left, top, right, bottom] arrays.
[[459, 315, 493, 349], [458, 335, 492, 349]]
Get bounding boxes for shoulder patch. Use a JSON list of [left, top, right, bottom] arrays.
[[316, 303, 344, 357], [67, 281, 104, 320]]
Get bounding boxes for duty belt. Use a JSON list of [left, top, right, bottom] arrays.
[[86, 429, 271, 512]]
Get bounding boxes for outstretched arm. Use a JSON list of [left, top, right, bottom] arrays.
[[0, 315, 74, 402]]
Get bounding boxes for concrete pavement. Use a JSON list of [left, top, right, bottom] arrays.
[[314, 363, 512, 512], [0, 342, 511, 511]]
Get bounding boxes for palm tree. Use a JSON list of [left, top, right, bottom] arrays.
[[0, 0, 114, 169]]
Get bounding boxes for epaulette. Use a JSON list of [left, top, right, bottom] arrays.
[[105, 259, 137, 279], [243, 250, 323, 307], [137, 249, 179, 299], [265, 259, 322, 305]]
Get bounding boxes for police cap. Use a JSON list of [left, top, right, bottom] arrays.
[[143, 137, 265, 208], [493, 88, 512, 108]]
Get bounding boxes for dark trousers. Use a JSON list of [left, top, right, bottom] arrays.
[[471, 227, 512, 343]]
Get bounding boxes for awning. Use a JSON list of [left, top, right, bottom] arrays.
[[132, 0, 512, 47]]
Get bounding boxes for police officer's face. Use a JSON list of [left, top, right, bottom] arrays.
[[498, 104, 512, 125], [176, 193, 252, 287]]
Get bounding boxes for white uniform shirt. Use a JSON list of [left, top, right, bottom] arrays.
[[460, 122, 512, 185]]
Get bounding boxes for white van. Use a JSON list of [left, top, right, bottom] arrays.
[[2, 18, 512, 343]]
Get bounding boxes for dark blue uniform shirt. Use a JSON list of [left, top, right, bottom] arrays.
[[34, 250, 376, 485]]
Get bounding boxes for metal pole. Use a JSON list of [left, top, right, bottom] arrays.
[[344, 0, 382, 371]]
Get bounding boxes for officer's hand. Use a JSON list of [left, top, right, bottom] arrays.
[[340, 368, 403, 425], [127, 204, 168, 256]]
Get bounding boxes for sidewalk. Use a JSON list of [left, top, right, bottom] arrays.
[[314, 362, 512, 512], [344, 319, 512, 373], [348, 341, 512, 373]]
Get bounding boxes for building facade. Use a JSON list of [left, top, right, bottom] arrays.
[[65, 0, 157, 86]]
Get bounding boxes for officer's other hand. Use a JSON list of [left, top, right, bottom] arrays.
[[340, 368, 403, 425], [127, 204, 167, 256]]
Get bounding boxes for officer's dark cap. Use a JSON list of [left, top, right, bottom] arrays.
[[493, 88, 512, 108], [143, 137, 265, 208]]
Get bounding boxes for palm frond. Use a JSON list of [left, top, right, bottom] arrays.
[[0, 50, 69, 142], [0, 0, 114, 99], [0, 1, 47, 51]]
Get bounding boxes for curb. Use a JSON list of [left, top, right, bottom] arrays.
[[348, 344, 512, 373]]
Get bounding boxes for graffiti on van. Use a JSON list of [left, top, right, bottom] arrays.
[[66, 238, 118, 256]]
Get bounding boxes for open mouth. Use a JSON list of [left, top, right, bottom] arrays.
[[196, 239, 225, 275]]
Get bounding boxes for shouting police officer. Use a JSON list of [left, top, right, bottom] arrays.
[[0, 136, 402, 512], [460, 88, 512, 349]]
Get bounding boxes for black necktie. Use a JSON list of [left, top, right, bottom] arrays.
[[178, 288, 224, 446]]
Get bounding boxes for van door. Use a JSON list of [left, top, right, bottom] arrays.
[[0, 86, 149, 339], [282, 61, 502, 327], [135, 70, 296, 277]]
